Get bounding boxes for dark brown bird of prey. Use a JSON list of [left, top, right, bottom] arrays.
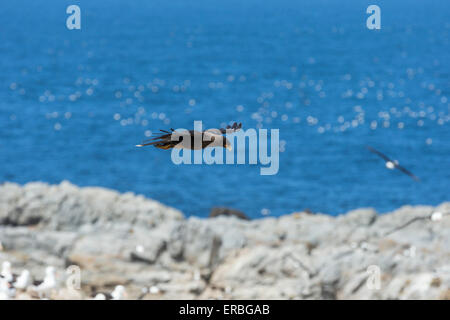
[[366, 146, 420, 181], [136, 122, 242, 151]]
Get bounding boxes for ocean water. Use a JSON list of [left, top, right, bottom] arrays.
[[0, 0, 449, 218]]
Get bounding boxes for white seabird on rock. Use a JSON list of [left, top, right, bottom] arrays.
[[0, 277, 15, 300], [14, 270, 31, 290], [149, 285, 160, 295], [431, 211, 443, 221], [93, 293, 106, 300], [0, 261, 14, 283], [111, 285, 126, 300], [31, 266, 57, 298]]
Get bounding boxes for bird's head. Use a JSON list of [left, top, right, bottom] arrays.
[[21, 270, 30, 277], [223, 138, 232, 151], [2, 261, 11, 273]]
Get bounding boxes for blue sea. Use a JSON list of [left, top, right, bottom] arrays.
[[0, 0, 449, 218]]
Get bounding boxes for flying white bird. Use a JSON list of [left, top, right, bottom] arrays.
[[367, 146, 420, 181]]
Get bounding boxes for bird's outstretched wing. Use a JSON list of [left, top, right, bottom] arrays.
[[219, 122, 242, 134], [395, 164, 420, 181], [136, 133, 171, 147], [158, 128, 175, 134], [136, 129, 178, 147], [366, 146, 392, 162]]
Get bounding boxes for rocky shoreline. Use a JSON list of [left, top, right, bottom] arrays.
[[0, 181, 449, 299]]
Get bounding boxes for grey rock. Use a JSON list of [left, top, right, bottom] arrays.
[[0, 181, 183, 230], [209, 207, 250, 220], [0, 181, 449, 300], [167, 219, 222, 269]]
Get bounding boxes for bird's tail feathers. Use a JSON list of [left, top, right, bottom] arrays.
[[135, 140, 162, 147]]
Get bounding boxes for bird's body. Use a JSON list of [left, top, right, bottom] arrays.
[[385, 161, 395, 170], [136, 122, 242, 151], [31, 266, 57, 298], [0, 261, 15, 284], [111, 285, 126, 300], [0, 277, 15, 300], [13, 270, 31, 290], [148, 130, 225, 150], [0, 262, 16, 299], [93, 293, 107, 300]]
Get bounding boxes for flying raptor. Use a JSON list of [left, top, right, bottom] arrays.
[[136, 122, 242, 151], [367, 146, 420, 181]]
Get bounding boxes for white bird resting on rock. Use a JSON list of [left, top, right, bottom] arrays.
[[111, 285, 126, 300], [93, 293, 106, 300], [1, 261, 13, 283], [92, 285, 126, 300], [0, 277, 15, 300], [30, 266, 57, 299], [14, 270, 31, 290]]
